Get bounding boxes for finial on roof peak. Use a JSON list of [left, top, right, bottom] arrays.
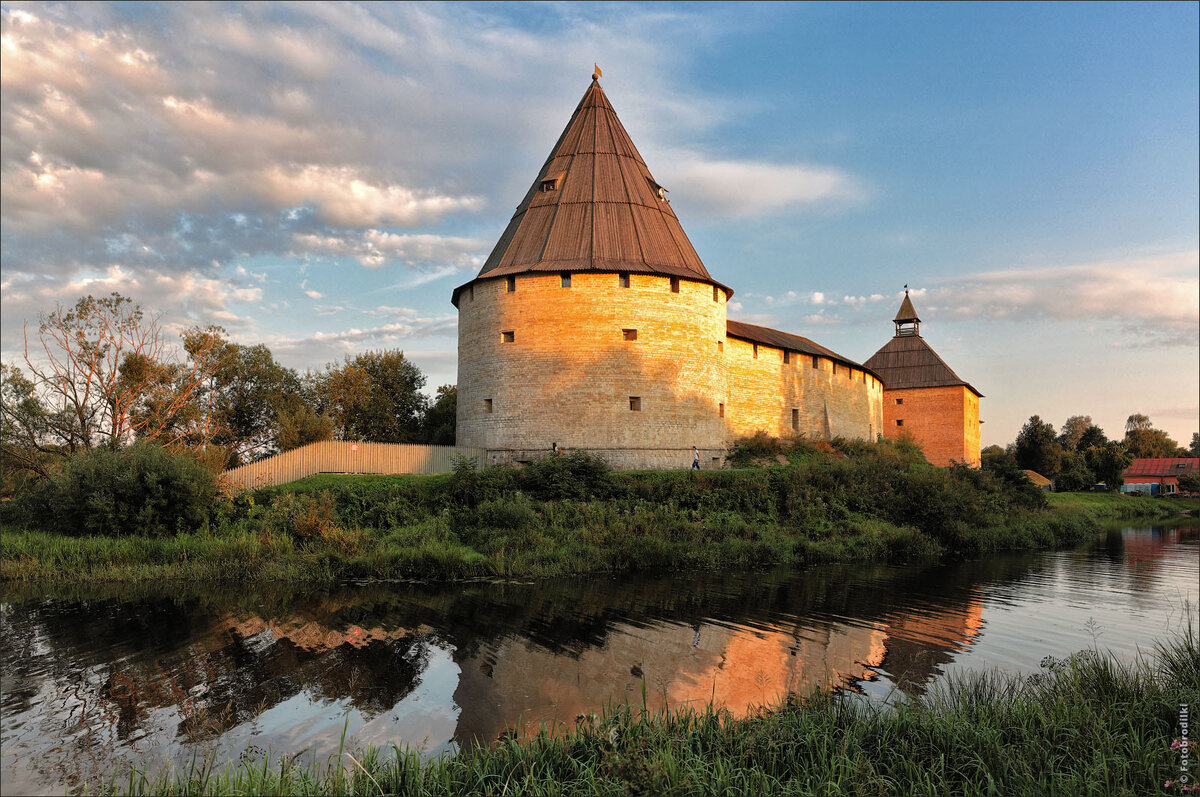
[[593, 63, 603, 82]]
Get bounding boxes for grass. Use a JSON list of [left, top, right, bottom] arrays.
[[99, 627, 1200, 796], [3, 441, 1193, 585], [1047, 491, 1199, 520]]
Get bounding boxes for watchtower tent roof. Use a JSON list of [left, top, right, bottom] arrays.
[[453, 76, 727, 305], [894, 292, 920, 323], [863, 334, 983, 396]]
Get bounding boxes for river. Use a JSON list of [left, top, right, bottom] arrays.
[[1, 523, 1196, 795]]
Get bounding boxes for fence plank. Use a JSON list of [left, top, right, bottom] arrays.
[[219, 442, 485, 490]]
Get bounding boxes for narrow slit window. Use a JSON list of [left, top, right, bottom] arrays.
[[811, 355, 819, 369], [832, 362, 837, 376], [629, 396, 641, 412], [719, 402, 725, 418], [501, 330, 515, 343], [506, 276, 516, 292], [712, 285, 719, 302], [484, 399, 493, 414], [561, 273, 571, 287], [619, 274, 630, 288], [670, 277, 680, 293], [792, 409, 799, 430], [622, 328, 638, 341], [753, 344, 758, 359], [783, 351, 790, 364], [468, 285, 474, 302], [717, 341, 724, 352]]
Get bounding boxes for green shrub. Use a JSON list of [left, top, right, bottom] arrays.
[[519, 451, 613, 501], [14, 443, 216, 537]]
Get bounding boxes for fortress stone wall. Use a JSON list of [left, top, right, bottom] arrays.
[[457, 271, 884, 470]]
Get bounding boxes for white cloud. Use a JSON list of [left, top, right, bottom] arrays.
[[304, 289, 324, 299], [929, 251, 1199, 346], [658, 151, 865, 218], [294, 230, 488, 270]]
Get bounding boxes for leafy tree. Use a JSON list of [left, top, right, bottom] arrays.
[[421, 385, 457, 445], [19, 293, 220, 451], [316, 350, 428, 443], [275, 403, 335, 452], [1014, 415, 1062, 477], [1076, 424, 1108, 452], [1188, 432, 1200, 458], [1122, 414, 1181, 459], [1053, 451, 1095, 492], [1058, 415, 1093, 452], [1084, 442, 1132, 491], [1178, 471, 1200, 494], [1, 363, 60, 492]]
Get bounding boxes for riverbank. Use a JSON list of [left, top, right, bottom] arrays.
[[3, 443, 1196, 585], [103, 629, 1199, 796]]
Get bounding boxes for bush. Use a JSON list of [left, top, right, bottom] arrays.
[[520, 451, 613, 501], [13, 443, 217, 536]]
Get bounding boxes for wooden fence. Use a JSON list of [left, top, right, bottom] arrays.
[[220, 441, 486, 490]]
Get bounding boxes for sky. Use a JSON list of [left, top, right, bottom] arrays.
[[2, 1, 1197, 448]]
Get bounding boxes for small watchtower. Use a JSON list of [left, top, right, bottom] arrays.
[[864, 290, 983, 467]]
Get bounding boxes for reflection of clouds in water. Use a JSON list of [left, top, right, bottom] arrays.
[[3, 528, 1196, 794]]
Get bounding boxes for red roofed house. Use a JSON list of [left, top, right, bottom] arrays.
[[1120, 458, 1199, 495]]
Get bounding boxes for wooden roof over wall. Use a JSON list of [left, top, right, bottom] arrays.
[[453, 77, 728, 305], [863, 334, 982, 396], [726, 319, 880, 379]]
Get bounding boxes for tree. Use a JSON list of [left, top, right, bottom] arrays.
[[421, 385, 457, 445], [1076, 424, 1108, 452], [1178, 471, 1200, 494], [1122, 414, 1181, 459], [1084, 442, 1132, 491], [21, 294, 220, 451], [1014, 415, 1062, 477], [1058, 415, 1093, 452], [1188, 432, 1200, 459], [275, 403, 335, 452], [200, 338, 305, 463], [315, 350, 428, 443], [1053, 451, 1095, 492]]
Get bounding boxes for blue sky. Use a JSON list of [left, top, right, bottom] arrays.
[[2, 1, 1196, 447]]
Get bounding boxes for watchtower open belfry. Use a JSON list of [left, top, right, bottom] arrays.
[[452, 73, 884, 468]]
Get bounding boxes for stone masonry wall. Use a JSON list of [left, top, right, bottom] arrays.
[[457, 272, 728, 469], [723, 337, 884, 442], [457, 272, 884, 470], [881, 385, 981, 467]]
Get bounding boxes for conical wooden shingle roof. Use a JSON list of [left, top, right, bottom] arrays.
[[453, 76, 728, 304], [894, 292, 920, 323], [864, 335, 982, 396]]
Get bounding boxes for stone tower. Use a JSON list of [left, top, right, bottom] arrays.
[[863, 291, 982, 466], [451, 74, 732, 468]]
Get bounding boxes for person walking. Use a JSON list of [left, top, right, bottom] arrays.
[[691, 446, 701, 471]]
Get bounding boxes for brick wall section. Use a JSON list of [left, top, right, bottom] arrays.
[[458, 272, 883, 469], [724, 338, 883, 441], [882, 385, 981, 466]]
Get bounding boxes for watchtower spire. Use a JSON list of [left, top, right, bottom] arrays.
[[893, 287, 920, 337]]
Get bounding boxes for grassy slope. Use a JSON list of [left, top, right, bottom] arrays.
[[107, 630, 1200, 797], [4, 445, 1194, 586]]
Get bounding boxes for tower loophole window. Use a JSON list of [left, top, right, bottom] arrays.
[[719, 402, 725, 418], [484, 399, 493, 413], [501, 330, 515, 343], [629, 396, 641, 412], [506, 276, 516, 292], [896, 419, 904, 427], [619, 274, 630, 289], [622, 328, 638, 341], [752, 344, 758, 359], [792, 408, 799, 430], [895, 398, 903, 405], [783, 351, 790, 364], [717, 340, 724, 352], [561, 273, 571, 288], [811, 355, 819, 369], [713, 285, 719, 302], [670, 277, 680, 293]]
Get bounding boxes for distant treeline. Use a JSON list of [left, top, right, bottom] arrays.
[[1, 292, 456, 497], [984, 413, 1199, 492]]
